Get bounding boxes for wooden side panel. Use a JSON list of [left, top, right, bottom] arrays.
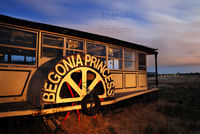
[[112, 73, 123, 89], [138, 73, 147, 87], [0, 71, 29, 96], [125, 73, 137, 88]]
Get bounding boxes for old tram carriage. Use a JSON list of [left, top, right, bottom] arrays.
[[0, 14, 158, 128]]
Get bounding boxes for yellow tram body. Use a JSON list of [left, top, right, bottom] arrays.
[[0, 14, 158, 118]]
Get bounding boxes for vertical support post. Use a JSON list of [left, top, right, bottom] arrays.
[[155, 52, 158, 87]]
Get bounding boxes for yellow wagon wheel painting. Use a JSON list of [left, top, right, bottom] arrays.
[[41, 54, 115, 132], [43, 66, 104, 132], [56, 67, 107, 103], [41, 54, 114, 105]]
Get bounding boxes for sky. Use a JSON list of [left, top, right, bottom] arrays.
[[1, 0, 200, 74]]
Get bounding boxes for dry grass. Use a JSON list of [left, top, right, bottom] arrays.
[[58, 102, 167, 134], [57, 75, 200, 134], [1, 75, 200, 134]]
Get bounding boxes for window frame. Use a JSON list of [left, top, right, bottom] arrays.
[[42, 33, 64, 58], [124, 49, 136, 71], [41, 33, 86, 58], [138, 52, 147, 71], [0, 23, 148, 70], [108, 46, 123, 70], [0, 24, 38, 66], [86, 41, 107, 65], [66, 37, 84, 55], [86, 41, 107, 58]]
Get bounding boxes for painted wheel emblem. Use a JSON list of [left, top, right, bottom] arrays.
[[41, 54, 114, 105]]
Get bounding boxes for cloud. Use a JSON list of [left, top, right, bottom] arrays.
[[148, 10, 200, 66], [17, 0, 69, 16], [86, 0, 200, 68], [11, 0, 200, 72]]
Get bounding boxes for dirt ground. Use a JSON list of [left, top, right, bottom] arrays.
[[0, 75, 200, 134]]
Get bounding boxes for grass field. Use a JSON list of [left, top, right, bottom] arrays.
[[0, 75, 200, 134]]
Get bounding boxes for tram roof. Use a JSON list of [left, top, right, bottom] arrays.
[[0, 14, 157, 54]]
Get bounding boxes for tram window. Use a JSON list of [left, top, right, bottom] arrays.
[[67, 39, 83, 50], [87, 43, 106, 56], [0, 26, 10, 43], [108, 59, 122, 69], [99, 58, 106, 65], [108, 47, 122, 58], [0, 46, 35, 64], [42, 34, 64, 58], [43, 34, 63, 47], [124, 50, 136, 70], [124, 61, 135, 70], [124, 50, 135, 60], [0, 26, 36, 48], [138, 53, 146, 70], [11, 30, 36, 48], [108, 47, 122, 69], [43, 47, 63, 57]]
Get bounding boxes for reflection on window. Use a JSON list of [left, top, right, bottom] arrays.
[[138, 53, 146, 70], [66, 50, 83, 56], [26, 56, 35, 63], [108, 47, 122, 58], [43, 47, 63, 57], [11, 55, 24, 62], [0, 46, 35, 65], [108, 47, 122, 70], [0, 26, 36, 48], [87, 43, 106, 56], [108, 59, 122, 69], [124, 50, 135, 60], [124, 61, 135, 70], [43, 34, 63, 47], [124, 50, 136, 70], [67, 39, 83, 50]]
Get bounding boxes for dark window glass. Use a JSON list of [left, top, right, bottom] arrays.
[[99, 58, 106, 66], [124, 50, 135, 60], [108, 47, 122, 58], [108, 59, 122, 69], [0, 26, 36, 48], [11, 30, 36, 48], [43, 34, 63, 47], [0, 26, 10, 43], [66, 50, 83, 56], [67, 39, 83, 50], [138, 53, 146, 70], [0, 46, 35, 65], [124, 61, 135, 70], [87, 43, 106, 56], [43, 47, 63, 57]]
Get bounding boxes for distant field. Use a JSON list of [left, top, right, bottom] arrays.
[[150, 75, 200, 134], [0, 75, 200, 134]]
